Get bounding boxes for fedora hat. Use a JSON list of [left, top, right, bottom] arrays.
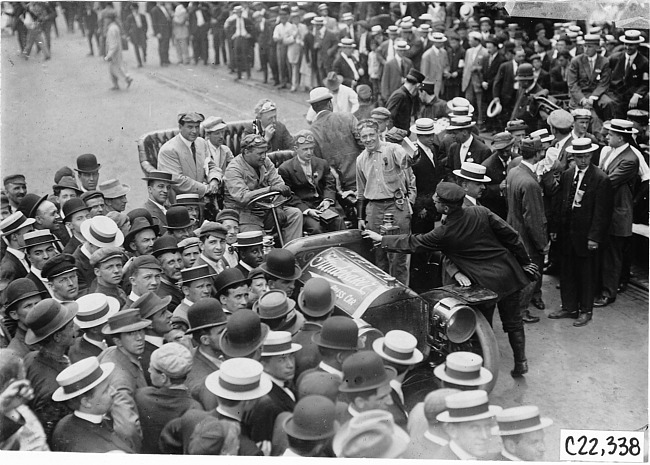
[[620, 29, 644, 44], [603, 119, 639, 134], [166, 206, 194, 229], [205, 358, 272, 401], [180, 265, 216, 285], [433, 351, 493, 386], [437, 390, 502, 423], [214, 268, 251, 297], [566, 137, 600, 154], [496, 406, 553, 435], [261, 330, 302, 356], [124, 217, 160, 251], [20, 230, 59, 251], [491, 131, 515, 150], [446, 116, 476, 131], [410, 118, 436, 135], [298, 277, 336, 318], [151, 235, 179, 258], [18, 193, 49, 218], [52, 357, 114, 402], [447, 97, 475, 115], [132, 291, 172, 320], [74, 293, 120, 329], [323, 71, 344, 89], [234, 230, 263, 248], [102, 308, 151, 335], [80, 215, 124, 248], [307, 87, 334, 104], [25, 299, 78, 345], [53, 176, 83, 195], [254, 289, 296, 319], [312, 316, 359, 350], [41, 253, 77, 281], [454, 162, 491, 183], [333, 410, 410, 458], [75, 154, 101, 173], [219, 309, 270, 358], [0, 211, 35, 237], [201, 116, 228, 133], [4, 278, 42, 312], [142, 170, 178, 184], [260, 249, 302, 280], [487, 98, 503, 117], [284, 395, 339, 441], [174, 193, 201, 206], [514, 63, 534, 81], [339, 351, 396, 393], [372, 330, 423, 365], [62, 198, 90, 222], [186, 298, 227, 334], [98, 179, 130, 199]]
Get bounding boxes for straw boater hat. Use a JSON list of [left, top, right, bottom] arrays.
[[204, 358, 272, 401], [620, 29, 644, 44], [433, 351, 494, 386], [566, 138, 600, 154], [603, 119, 639, 134], [234, 230, 264, 247], [0, 211, 35, 237], [333, 410, 410, 458], [372, 330, 423, 365], [80, 215, 124, 248], [495, 405, 553, 436], [410, 118, 437, 135], [529, 128, 555, 144], [436, 390, 502, 423], [454, 162, 492, 183], [25, 299, 78, 345], [446, 116, 476, 131], [52, 357, 114, 402], [74, 293, 120, 329], [487, 98, 503, 117], [261, 330, 302, 357]]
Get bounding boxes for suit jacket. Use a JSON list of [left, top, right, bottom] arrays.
[[188, 6, 210, 36], [279, 156, 337, 212], [534, 68, 551, 90], [244, 382, 296, 443], [381, 206, 531, 299], [481, 52, 506, 100], [421, 46, 449, 97], [386, 86, 416, 132], [72, 245, 94, 292], [156, 279, 183, 312], [292, 321, 322, 379], [157, 135, 219, 198], [186, 348, 220, 408], [550, 165, 612, 256], [493, 60, 517, 107], [255, 17, 274, 53], [506, 163, 548, 256], [567, 53, 612, 106], [135, 386, 203, 454], [380, 57, 413, 102], [446, 136, 492, 176], [0, 250, 29, 292], [403, 37, 424, 70], [142, 198, 167, 229], [462, 45, 487, 92], [125, 12, 147, 42], [315, 29, 339, 71], [243, 120, 293, 152], [412, 144, 446, 215], [481, 153, 510, 220], [608, 51, 649, 99], [6, 327, 35, 359], [141, 339, 160, 386], [601, 144, 640, 236], [68, 336, 103, 364], [150, 5, 172, 39], [52, 414, 134, 453], [333, 54, 360, 88], [550, 64, 569, 94], [63, 234, 82, 255]]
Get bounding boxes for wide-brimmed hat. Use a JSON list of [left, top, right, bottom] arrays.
[[333, 410, 410, 458], [410, 118, 436, 135], [4, 278, 42, 312], [529, 128, 555, 143], [234, 230, 264, 248], [446, 116, 476, 131], [53, 176, 83, 195], [219, 309, 270, 358], [260, 249, 301, 280], [62, 198, 90, 222], [433, 351, 493, 386], [132, 291, 172, 320], [620, 29, 644, 44], [454, 162, 491, 183], [151, 235, 179, 258], [25, 299, 78, 345], [74, 293, 120, 329], [205, 358, 272, 401], [41, 254, 77, 281], [437, 390, 502, 423], [491, 131, 515, 150], [99, 179, 130, 199], [372, 330, 423, 365], [52, 357, 114, 402], [496, 406, 553, 436], [80, 215, 124, 248], [603, 119, 639, 134], [166, 206, 194, 229], [307, 87, 334, 104], [254, 289, 296, 320], [186, 298, 228, 334], [20, 230, 59, 251], [566, 137, 600, 154], [339, 350, 396, 393], [487, 98, 503, 118], [312, 316, 359, 350], [261, 330, 302, 356], [201, 116, 228, 133], [101, 308, 152, 335], [215, 268, 251, 297], [323, 71, 344, 89], [180, 265, 216, 285], [18, 193, 49, 219], [142, 170, 178, 184], [124, 217, 160, 251], [0, 211, 35, 237], [75, 153, 101, 173], [284, 395, 338, 440], [298, 277, 336, 318]]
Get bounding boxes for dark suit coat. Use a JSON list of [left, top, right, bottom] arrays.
[[550, 64, 569, 94], [244, 382, 296, 443], [25, 272, 51, 298], [150, 5, 172, 39], [481, 153, 510, 219], [381, 206, 531, 298], [156, 279, 183, 312], [243, 120, 293, 152], [380, 57, 413, 102], [386, 86, 416, 132], [333, 54, 361, 88], [52, 414, 134, 453], [63, 234, 81, 255], [279, 156, 337, 212], [186, 348, 220, 410], [72, 245, 93, 292], [0, 250, 29, 291], [315, 29, 339, 72], [6, 328, 35, 359], [534, 68, 551, 90], [566, 53, 612, 105], [403, 37, 424, 70], [292, 321, 322, 379], [608, 51, 649, 99], [143, 198, 168, 229], [550, 165, 612, 256], [68, 336, 103, 364], [602, 145, 640, 237], [493, 60, 517, 107], [141, 339, 159, 386], [412, 145, 446, 214], [188, 7, 210, 36], [213, 410, 263, 456], [125, 12, 147, 42], [135, 386, 203, 454], [481, 52, 506, 96], [446, 136, 492, 176]]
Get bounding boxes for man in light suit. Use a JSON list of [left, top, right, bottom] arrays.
[[278, 130, 345, 235], [380, 40, 413, 104], [461, 32, 487, 130], [157, 112, 221, 202], [420, 32, 449, 98]]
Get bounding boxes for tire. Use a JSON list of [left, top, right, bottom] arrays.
[[472, 309, 500, 393]]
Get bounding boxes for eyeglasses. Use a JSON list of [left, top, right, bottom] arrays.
[[295, 134, 315, 144]]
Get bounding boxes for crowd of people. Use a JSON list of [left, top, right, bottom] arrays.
[[0, 0, 649, 460]]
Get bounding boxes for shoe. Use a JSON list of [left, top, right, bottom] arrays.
[[548, 309, 579, 319], [126, 77, 133, 89], [617, 282, 628, 293], [531, 298, 545, 310], [522, 311, 540, 323], [507, 331, 528, 377], [87, 52, 94, 56], [573, 313, 592, 327], [511, 360, 528, 377], [593, 296, 615, 307]]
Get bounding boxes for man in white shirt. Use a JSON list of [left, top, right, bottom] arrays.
[[306, 72, 359, 123]]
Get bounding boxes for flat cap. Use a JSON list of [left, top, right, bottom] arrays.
[[435, 182, 466, 204], [150, 342, 193, 378], [201, 116, 227, 132], [520, 136, 543, 154], [89, 246, 125, 267], [3, 174, 26, 185], [177, 112, 205, 124], [547, 109, 574, 129], [370, 107, 392, 120], [178, 236, 201, 250], [131, 254, 163, 272], [195, 221, 228, 239], [41, 253, 77, 280], [216, 209, 240, 223]]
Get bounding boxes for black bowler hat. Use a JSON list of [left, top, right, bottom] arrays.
[[75, 154, 101, 173], [219, 309, 270, 358], [312, 316, 360, 351], [18, 193, 49, 218], [260, 249, 302, 280], [151, 235, 179, 257], [214, 268, 251, 297], [62, 198, 90, 222], [339, 351, 396, 393], [4, 278, 42, 312], [406, 69, 425, 84], [186, 298, 227, 334], [166, 206, 194, 230]]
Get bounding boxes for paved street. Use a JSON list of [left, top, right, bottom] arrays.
[[2, 24, 648, 461]]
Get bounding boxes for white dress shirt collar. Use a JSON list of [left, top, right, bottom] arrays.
[[179, 134, 194, 151], [145, 335, 164, 348], [424, 430, 449, 446], [318, 361, 343, 379], [449, 440, 476, 460], [520, 160, 536, 173], [502, 449, 522, 461], [74, 411, 104, 424]]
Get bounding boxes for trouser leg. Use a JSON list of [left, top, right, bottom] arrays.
[[281, 206, 304, 243], [600, 235, 625, 299]]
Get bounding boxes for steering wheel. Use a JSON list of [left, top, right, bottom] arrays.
[[246, 190, 292, 212]]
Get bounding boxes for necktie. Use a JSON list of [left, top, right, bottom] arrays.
[[626, 56, 632, 75], [590, 58, 595, 73], [190, 142, 196, 163]]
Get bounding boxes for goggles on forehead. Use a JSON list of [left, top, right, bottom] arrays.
[[295, 134, 315, 144]]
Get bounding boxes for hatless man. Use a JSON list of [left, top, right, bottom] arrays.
[[5, 278, 42, 358], [42, 254, 80, 303], [89, 246, 127, 308], [215, 268, 251, 315], [142, 170, 177, 228], [3, 174, 27, 211], [151, 236, 184, 312], [173, 265, 215, 330], [22, 230, 61, 297], [0, 212, 35, 289], [69, 293, 118, 363], [497, 406, 553, 461], [386, 68, 425, 132]]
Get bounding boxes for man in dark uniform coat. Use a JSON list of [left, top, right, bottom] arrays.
[[481, 132, 515, 220], [150, 2, 172, 66], [386, 69, 425, 133]]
